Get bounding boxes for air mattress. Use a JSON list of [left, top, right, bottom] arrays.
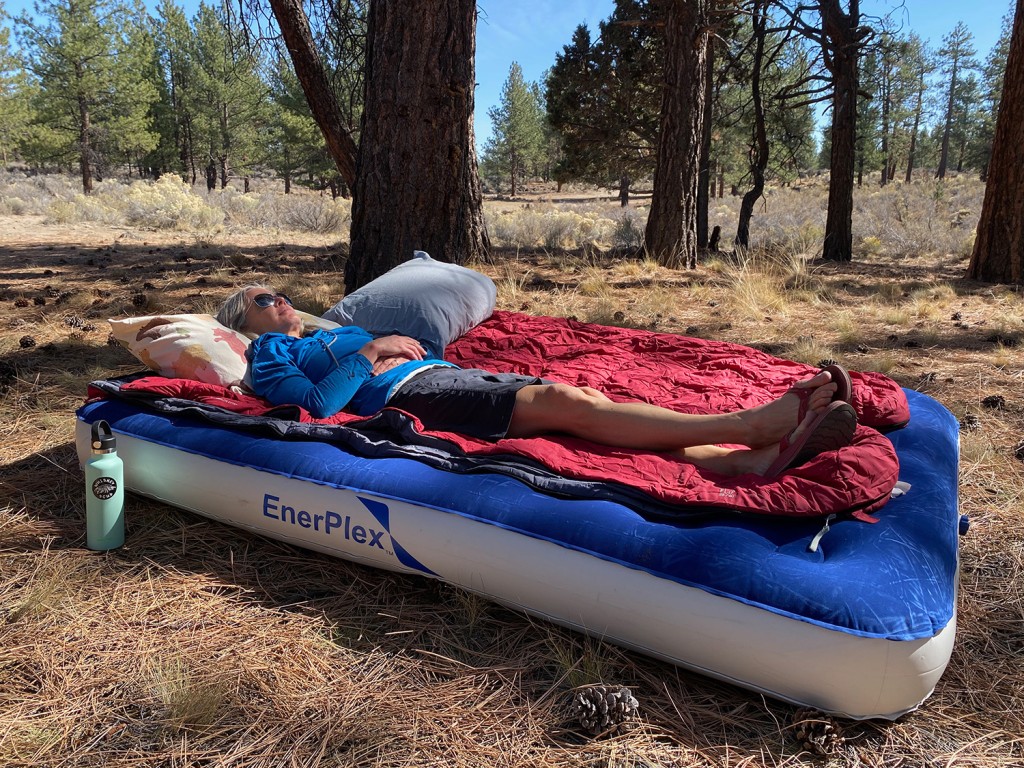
[[76, 383, 960, 720]]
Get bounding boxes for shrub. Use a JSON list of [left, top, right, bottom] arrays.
[[124, 175, 224, 230], [613, 211, 645, 250], [282, 196, 351, 234]]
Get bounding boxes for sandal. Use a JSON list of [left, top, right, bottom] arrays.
[[765, 401, 858, 477], [821, 363, 853, 404]]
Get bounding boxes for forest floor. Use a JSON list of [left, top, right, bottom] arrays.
[[1, 181, 1023, 766]]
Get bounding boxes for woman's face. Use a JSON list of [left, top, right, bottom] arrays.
[[242, 288, 303, 337]]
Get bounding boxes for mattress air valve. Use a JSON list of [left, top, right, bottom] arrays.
[[85, 420, 125, 551]]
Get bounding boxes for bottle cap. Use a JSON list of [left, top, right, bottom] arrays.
[[91, 420, 117, 452]]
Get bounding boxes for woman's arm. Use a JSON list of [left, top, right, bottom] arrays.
[[250, 333, 426, 419], [250, 347, 370, 418]]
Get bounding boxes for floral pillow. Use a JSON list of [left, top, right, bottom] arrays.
[[108, 314, 251, 388]]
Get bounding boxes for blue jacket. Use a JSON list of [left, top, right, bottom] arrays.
[[247, 327, 454, 418]]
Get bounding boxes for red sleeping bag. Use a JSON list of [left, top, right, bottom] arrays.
[[114, 312, 908, 520]]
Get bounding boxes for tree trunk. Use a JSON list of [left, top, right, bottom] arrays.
[[936, 58, 959, 179], [697, 32, 714, 248], [821, 0, 859, 263], [268, 0, 358, 187], [77, 81, 93, 194], [879, 66, 890, 187], [645, 0, 708, 269], [205, 158, 216, 191], [619, 174, 630, 207], [905, 65, 925, 183], [736, 0, 769, 249], [347, 0, 489, 292], [905, 124, 919, 183], [967, 0, 1024, 283]]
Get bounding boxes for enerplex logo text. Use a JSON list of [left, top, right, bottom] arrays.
[[261, 492, 436, 575]]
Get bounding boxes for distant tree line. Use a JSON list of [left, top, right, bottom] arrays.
[[0, 0, 353, 196], [0, 0, 1019, 283], [480, 1, 1014, 259]]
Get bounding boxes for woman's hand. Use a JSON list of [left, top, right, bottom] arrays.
[[359, 335, 426, 365], [372, 355, 413, 375]]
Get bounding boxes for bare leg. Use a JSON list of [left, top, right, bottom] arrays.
[[506, 372, 837, 452]]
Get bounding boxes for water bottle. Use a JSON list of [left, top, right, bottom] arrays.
[[85, 420, 125, 550]]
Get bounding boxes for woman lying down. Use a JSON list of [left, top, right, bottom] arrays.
[[217, 285, 857, 478]]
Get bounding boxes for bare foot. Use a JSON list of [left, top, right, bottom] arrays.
[[690, 410, 831, 477], [739, 371, 837, 448], [675, 443, 780, 477]]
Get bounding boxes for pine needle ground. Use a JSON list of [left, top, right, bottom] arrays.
[[1, 175, 1022, 767]]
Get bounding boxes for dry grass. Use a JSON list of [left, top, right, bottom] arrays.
[[2, 174, 1024, 766]]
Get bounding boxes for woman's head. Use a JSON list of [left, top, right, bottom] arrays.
[[217, 284, 302, 337]]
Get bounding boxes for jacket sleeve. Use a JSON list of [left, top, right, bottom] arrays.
[[249, 334, 373, 418]]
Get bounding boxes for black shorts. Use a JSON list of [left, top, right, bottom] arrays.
[[387, 367, 549, 441]]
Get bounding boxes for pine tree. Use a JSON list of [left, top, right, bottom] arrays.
[[645, 0, 709, 268], [346, 0, 487, 290], [855, 44, 882, 186], [16, 0, 159, 192], [901, 34, 932, 182], [155, 0, 199, 181], [483, 62, 545, 196], [935, 22, 976, 179], [266, 52, 333, 193], [190, 2, 268, 190], [545, 1, 662, 201], [0, 2, 34, 165], [968, 0, 1024, 283], [975, 8, 1013, 180]]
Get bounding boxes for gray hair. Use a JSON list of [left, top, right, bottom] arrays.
[[216, 283, 272, 333]]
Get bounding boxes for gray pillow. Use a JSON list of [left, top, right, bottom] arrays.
[[321, 251, 497, 358]]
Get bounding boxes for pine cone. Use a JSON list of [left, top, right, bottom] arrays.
[[569, 685, 639, 735], [14, 297, 29, 308], [1013, 439, 1024, 462], [19, 336, 36, 349], [131, 293, 147, 307], [64, 315, 84, 329], [33, 296, 46, 306], [959, 414, 981, 432], [982, 394, 1006, 410], [951, 311, 963, 321], [791, 707, 845, 756], [817, 358, 839, 369]]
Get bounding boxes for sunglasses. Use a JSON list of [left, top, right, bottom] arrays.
[[250, 293, 292, 309]]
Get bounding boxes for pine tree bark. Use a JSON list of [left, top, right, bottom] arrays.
[[347, 0, 488, 291], [268, 0, 358, 187], [821, 0, 859, 263], [967, 0, 1024, 284], [697, 34, 714, 248], [645, 0, 708, 269]]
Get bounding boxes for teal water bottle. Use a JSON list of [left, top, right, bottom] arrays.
[[85, 420, 125, 551]]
